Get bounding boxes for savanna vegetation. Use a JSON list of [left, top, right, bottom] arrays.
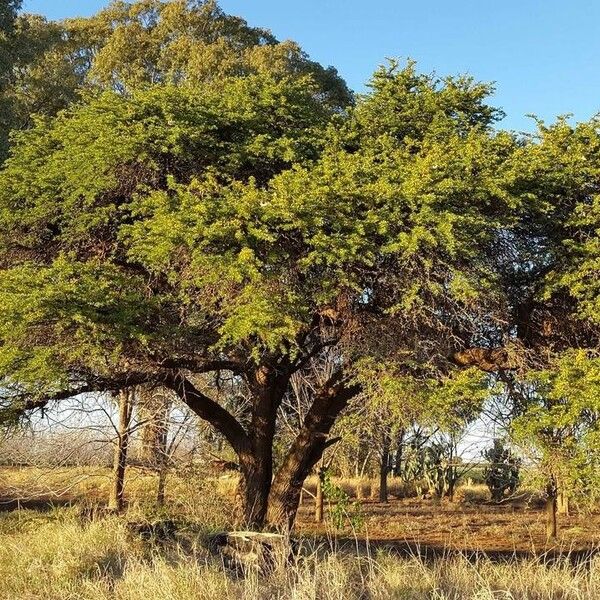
[[1, 0, 600, 597]]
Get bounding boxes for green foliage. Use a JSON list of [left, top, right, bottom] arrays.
[[351, 59, 503, 144], [0, 52, 522, 398], [0, 257, 154, 393], [0, 0, 350, 164], [65, 0, 349, 107], [355, 360, 489, 430], [0, 1, 21, 77], [511, 351, 600, 506]]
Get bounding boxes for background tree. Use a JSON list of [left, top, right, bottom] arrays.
[[0, 0, 21, 159], [108, 388, 134, 512], [511, 351, 600, 538]]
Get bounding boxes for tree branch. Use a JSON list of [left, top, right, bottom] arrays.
[[154, 357, 246, 374], [163, 371, 249, 455], [273, 370, 361, 482], [1, 372, 153, 415]]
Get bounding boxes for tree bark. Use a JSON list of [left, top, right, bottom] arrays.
[[447, 476, 456, 503], [238, 364, 289, 528], [108, 389, 133, 512], [315, 465, 324, 523], [165, 373, 248, 456]]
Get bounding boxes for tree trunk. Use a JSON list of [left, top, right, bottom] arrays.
[[108, 389, 133, 512], [379, 430, 391, 503], [166, 367, 359, 531], [238, 452, 272, 528], [393, 428, 405, 477], [138, 387, 171, 468], [266, 376, 359, 529], [545, 477, 558, 539], [447, 475, 456, 503]]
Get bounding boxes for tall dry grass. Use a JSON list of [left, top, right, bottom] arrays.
[[0, 507, 599, 600]]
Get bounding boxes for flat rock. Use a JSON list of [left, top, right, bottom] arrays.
[[209, 531, 295, 573]]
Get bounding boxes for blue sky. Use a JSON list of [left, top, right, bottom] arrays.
[[23, 0, 600, 131]]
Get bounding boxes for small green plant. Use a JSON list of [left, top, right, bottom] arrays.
[[320, 470, 364, 530]]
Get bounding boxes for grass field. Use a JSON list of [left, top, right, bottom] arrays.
[[1, 466, 599, 599]]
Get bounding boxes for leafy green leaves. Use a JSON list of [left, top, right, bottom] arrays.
[[0, 257, 153, 392]]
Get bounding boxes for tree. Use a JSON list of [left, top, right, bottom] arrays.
[[0, 0, 21, 159], [0, 1, 20, 78], [0, 55, 518, 528], [108, 388, 134, 512], [511, 351, 600, 538], [3, 2, 599, 531], [1, 0, 351, 161]]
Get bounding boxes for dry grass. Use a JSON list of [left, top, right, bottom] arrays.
[[303, 475, 418, 500], [2, 466, 600, 599], [3, 467, 600, 552], [0, 509, 599, 600]]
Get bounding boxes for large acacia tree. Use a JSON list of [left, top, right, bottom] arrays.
[[0, 56, 519, 526], [1, 2, 598, 529]]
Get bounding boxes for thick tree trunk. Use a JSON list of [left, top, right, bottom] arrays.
[[266, 374, 360, 529], [447, 475, 456, 503], [108, 389, 133, 512], [546, 496, 558, 539], [266, 455, 311, 529], [238, 451, 273, 528], [237, 365, 289, 529], [166, 366, 359, 531]]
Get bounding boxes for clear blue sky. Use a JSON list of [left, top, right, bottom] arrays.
[[23, 0, 600, 131]]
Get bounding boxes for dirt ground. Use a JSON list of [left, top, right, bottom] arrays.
[[296, 495, 600, 557]]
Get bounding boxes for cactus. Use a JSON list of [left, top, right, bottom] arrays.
[[483, 439, 520, 502]]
